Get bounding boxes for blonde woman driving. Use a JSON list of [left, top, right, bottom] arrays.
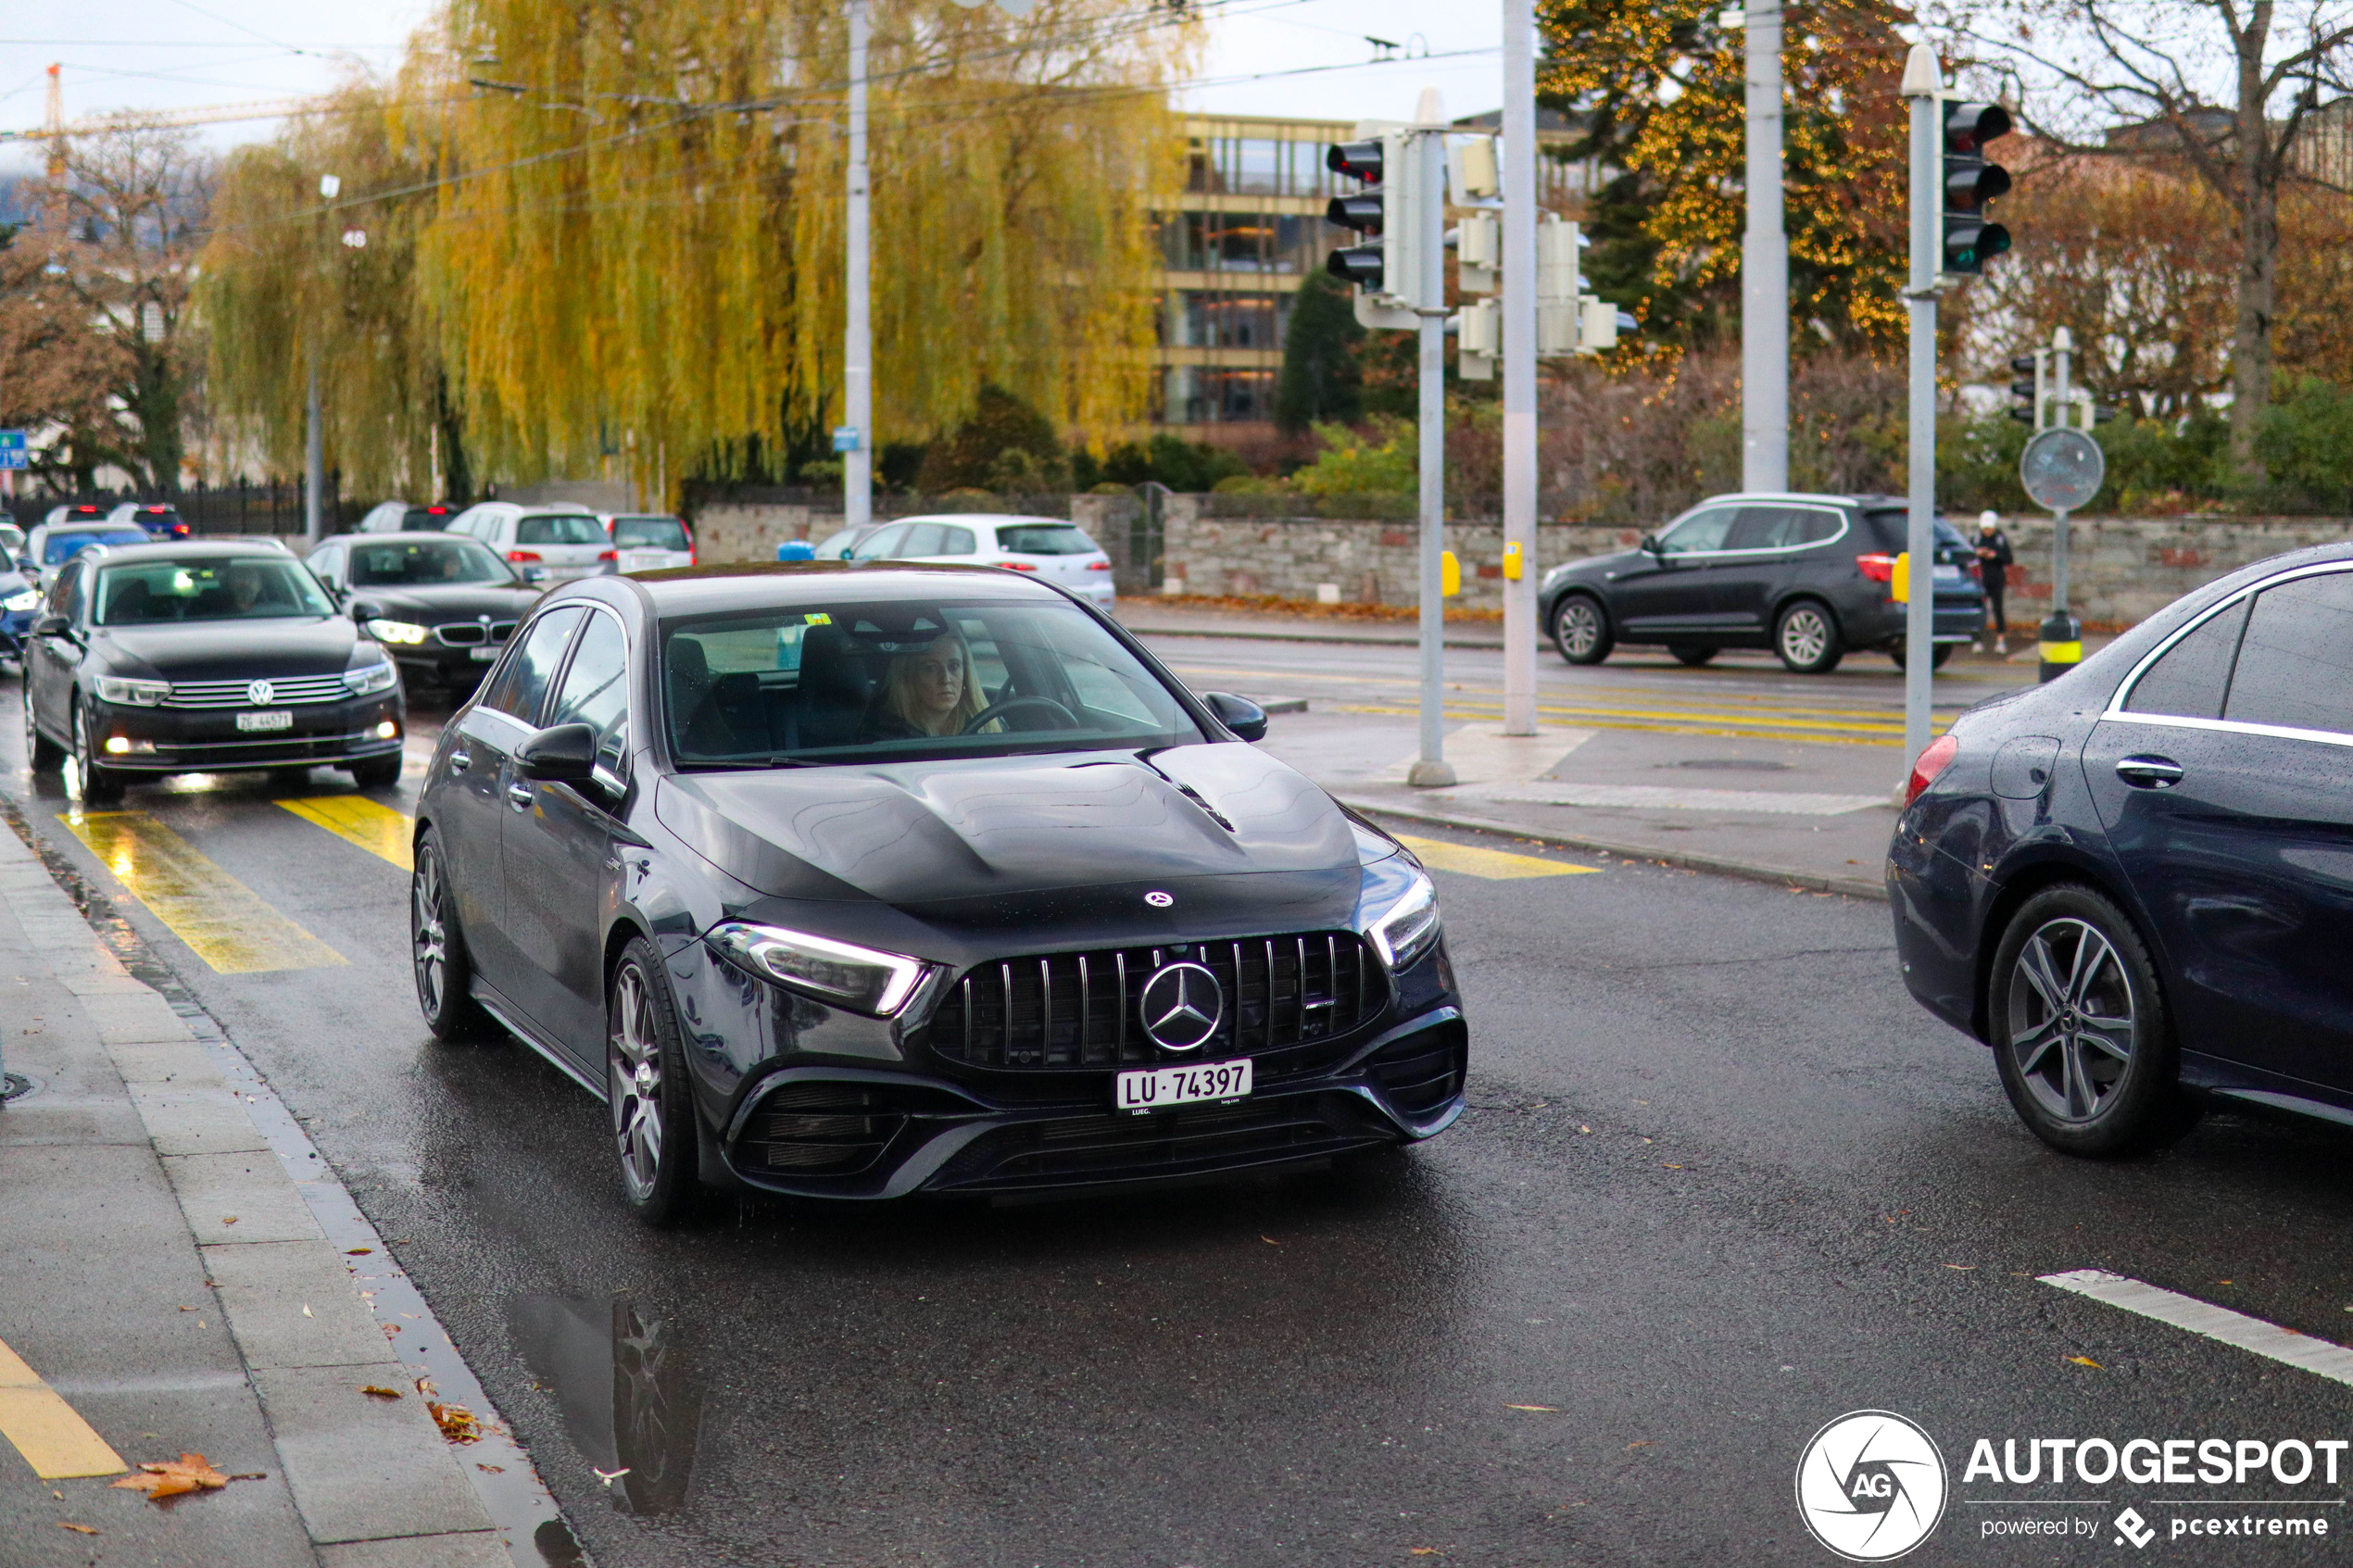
[[861, 631, 988, 740]]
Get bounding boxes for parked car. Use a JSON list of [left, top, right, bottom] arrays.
[[408, 561, 1462, 1222], [1890, 542, 2353, 1154], [39, 503, 109, 532], [0, 563, 37, 662], [19, 522, 152, 585], [1537, 493, 1985, 674], [357, 500, 460, 533], [104, 502, 192, 540], [20, 541, 405, 806], [0, 521, 24, 559], [304, 533, 544, 694], [445, 502, 616, 583], [811, 521, 890, 560], [848, 515, 1115, 608], [604, 513, 696, 573]]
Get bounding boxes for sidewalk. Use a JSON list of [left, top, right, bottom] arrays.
[[0, 822, 549, 1566]]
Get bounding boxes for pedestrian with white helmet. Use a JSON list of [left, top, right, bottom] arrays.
[[1974, 509, 2014, 655]]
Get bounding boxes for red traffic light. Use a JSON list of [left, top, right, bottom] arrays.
[[1326, 141, 1383, 183]]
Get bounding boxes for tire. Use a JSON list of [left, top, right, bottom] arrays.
[[22, 674, 62, 771], [1551, 594, 1613, 666], [409, 827, 493, 1041], [1772, 600, 1843, 675], [69, 699, 125, 808], [348, 755, 402, 790], [608, 937, 706, 1226], [1988, 884, 2193, 1156], [1888, 642, 1954, 671], [1667, 645, 1718, 668]]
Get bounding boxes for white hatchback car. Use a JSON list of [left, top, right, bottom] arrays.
[[446, 501, 615, 583], [848, 514, 1114, 607], [604, 513, 695, 572]]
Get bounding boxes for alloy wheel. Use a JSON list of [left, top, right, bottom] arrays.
[[410, 846, 448, 1020], [1559, 599, 1603, 658], [2006, 916, 2136, 1124], [609, 963, 665, 1201], [1779, 607, 1831, 668]]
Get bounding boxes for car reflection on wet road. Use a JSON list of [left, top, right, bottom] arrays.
[[10, 662, 2353, 1564]]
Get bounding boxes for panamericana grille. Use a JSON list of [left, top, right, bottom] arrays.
[[925, 933, 1378, 1071], [163, 673, 356, 709], [432, 621, 518, 648]]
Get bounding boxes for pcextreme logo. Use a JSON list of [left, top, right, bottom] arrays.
[[1796, 1411, 1950, 1562]]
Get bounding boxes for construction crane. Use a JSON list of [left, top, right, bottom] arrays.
[[2, 64, 332, 146]]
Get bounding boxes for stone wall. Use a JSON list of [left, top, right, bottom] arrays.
[[1958, 516, 2350, 629], [695, 503, 828, 564]]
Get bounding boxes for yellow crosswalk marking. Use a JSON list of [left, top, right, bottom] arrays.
[[1394, 834, 1599, 880], [59, 811, 347, 973], [277, 796, 415, 871], [0, 1336, 126, 1479]]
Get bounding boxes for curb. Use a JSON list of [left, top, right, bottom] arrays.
[[1122, 621, 1510, 651], [1335, 795, 1889, 901]]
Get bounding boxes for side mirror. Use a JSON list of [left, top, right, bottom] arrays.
[[29, 613, 68, 638], [348, 597, 385, 622], [516, 721, 598, 782], [1640, 533, 1664, 557], [1202, 691, 1268, 743]]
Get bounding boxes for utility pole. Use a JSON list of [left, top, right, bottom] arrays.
[[304, 351, 322, 545], [1740, 2, 1788, 494], [1409, 93, 1455, 786], [1500, 0, 1539, 737], [1899, 44, 1939, 771], [842, 0, 873, 533]]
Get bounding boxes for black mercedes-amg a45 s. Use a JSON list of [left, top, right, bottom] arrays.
[[409, 561, 1465, 1222]]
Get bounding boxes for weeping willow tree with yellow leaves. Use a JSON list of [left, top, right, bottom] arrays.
[[201, 80, 450, 500], [396, 0, 1195, 493]]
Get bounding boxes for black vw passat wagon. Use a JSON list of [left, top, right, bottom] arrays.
[[409, 563, 1464, 1223], [1891, 542, 2353, 1155], [1537, 492, 1985, 673]]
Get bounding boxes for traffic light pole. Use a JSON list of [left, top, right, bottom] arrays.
[[1741, 1, 1789, 494], [843, 0, 874, 533], [2038, 326, 2082, 684], [1409, 126, 1457, 787], [1500, 0, 1538, 738], [1900, 44, 1940, 771]]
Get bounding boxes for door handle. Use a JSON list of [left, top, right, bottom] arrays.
[[448, 748, 471, 772], [507, 783, 534, 810], [2116, 755, 2185, 789]]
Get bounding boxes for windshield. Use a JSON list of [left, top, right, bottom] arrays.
[[132, 508, 182, 527], [664, 598, 1200, 767], [94, 558, 335, 624], [401, 508, 455, 531], [515, 513, 605, 546], [995, 524, 1097, 557], [45, 529, 150, 564], [612, 516, 690, 551], [348, 537, 514, 587]]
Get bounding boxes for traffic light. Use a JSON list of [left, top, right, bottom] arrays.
[[1940, 100, 2013, 276], [1324, 139, 1387, 288], [2007, 352, 2040, 426], [1324, 133, 1429, 317]]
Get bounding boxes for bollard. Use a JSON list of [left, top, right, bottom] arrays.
[[2037, 609, 2082, 684]]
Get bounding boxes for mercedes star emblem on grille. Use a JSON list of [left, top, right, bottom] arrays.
[[1143, 890, 1174, 908], [1138, 961, 1222, 1053], [246, 680, 275, 706]]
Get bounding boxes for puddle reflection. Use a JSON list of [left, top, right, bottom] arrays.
[[508, 1296, 705, 1517]]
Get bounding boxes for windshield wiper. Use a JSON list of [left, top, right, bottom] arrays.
[[764, 756, 824, 768]]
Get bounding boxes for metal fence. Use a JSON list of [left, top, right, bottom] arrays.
[[4, 478, 369, 537]]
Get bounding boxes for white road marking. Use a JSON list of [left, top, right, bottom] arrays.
[[1466, 783, 1888, 816], [2040, 1269, 2353, 1386]]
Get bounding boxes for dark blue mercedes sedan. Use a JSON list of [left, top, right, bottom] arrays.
[[1891, 541, 2353, 1156]]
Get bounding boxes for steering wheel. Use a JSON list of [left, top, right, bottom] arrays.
[[962, 696, 1079, 735]]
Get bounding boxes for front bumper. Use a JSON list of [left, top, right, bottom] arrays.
[[91, 695, 405, 772]]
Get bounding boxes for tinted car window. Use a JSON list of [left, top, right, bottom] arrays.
[[93, 558, 333, 624], [849, 524, 909, 560], [1862, 510, 1970, 558], [996, 524, 1096, 556], [1723, 506, 1840, 550], [548, 611, 629, 753], [1655, 508, 1737, 555], [2124, 598, 2248, 720], [480, 606, 587, 723], [514, 514, 605, 546], [348, 537, 513, 586], [46, 559, 82, 619], [610, 516, 689, 550], [2223, 571, 2353, 735]]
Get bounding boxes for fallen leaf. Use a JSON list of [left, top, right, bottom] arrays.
[[594, 1466, 631, 1486], [59, 1522, 98, 1535], [301, 1305, 313, 1318], [476, 1463, 505, 1474], [1663, 1163, 1682, 1170], [1261, 1236, 1280, 1246], [382, 1324, 401, 1337], [1579, 1124, 1591, 1134], [359, 1386, 404, 1399], [2067, 1355, 2103, 1369], [1504, 1404, 1560, 1412], [1943, 1263, 1976, 1271], [346, 1248, 371, 1256], [112, 1453, 233, 1502], [177, 1305, 194, 1312], [220, 1216, 237, 1225], [1627, 1440, 1652, 1449], [1410, 1550, 1441, 1557], [50, 1490, 61, 1499], [427, 1401, 484, 1444]]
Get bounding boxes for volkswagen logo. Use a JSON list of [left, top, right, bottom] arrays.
[[1143, 890, 1174, 909], [1138, 961, 1222, 1053], [246, 680, 275, 706]]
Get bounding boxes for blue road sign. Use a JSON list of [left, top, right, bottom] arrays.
[[0, 431, 25, 470]]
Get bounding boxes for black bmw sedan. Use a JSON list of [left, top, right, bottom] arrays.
[[1538, 492, 1986, 673], [303, 533, 544, 695], [21, 542, 405, 806], [409, 563, 1465, 1223], [1891, 541, 2353, 1155]]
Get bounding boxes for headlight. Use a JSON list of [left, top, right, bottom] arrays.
[[1363, 866, 1441, 972], [705, 921, 929, 1017], [94, 676, 169, 707], [366, 619, 429, 645], [2, 588, 36, 611], [346, 661, 399, 696]]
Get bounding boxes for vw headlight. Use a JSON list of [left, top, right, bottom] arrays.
[[346, 660, 399, 696], [366, 619, 429, 645], [706, 921, 930, 1017], [2, 588, 36, 612], [1363, 865, 1441, 972], [94, 676, 169, 707]]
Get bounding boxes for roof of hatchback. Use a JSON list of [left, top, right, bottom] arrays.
[[587, 560, 1071, 617], [80, 539, 299, 561]]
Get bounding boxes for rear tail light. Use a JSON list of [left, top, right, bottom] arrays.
[[597, 549, 617, 561], [686, 551, 697, 566], [508, 549, 541, 562], [1856, 553, 1896, 583], [994, 560, 1038, 571], [1086, 559, 1112, 571], [1969, 560, 1983, 582], [1903, 734, 1959, 808]]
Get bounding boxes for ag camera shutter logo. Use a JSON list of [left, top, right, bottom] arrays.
[[1795, 1411, 1948, 1561]]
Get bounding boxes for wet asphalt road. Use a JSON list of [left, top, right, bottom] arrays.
[[6, 661, 2353, 1567]]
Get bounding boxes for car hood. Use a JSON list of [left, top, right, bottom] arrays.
[[352, 583, 543, 621], [655, 742, 1359, 908], [1552, 548, 1647, 583], [94, 617, 362, 679]]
